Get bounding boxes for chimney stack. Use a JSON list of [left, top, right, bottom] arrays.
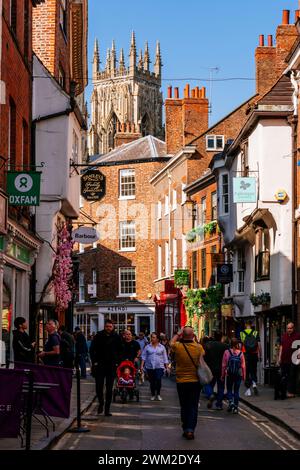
[[282, 10, 290, 25], [165, 84, 209, 155], [259, 34, 265, 46]]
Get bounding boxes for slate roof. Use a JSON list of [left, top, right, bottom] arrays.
[[258, 74, 293, 107], [91, 135, 168, 166]]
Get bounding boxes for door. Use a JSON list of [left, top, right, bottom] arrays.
[[136, 315, 151, 336]]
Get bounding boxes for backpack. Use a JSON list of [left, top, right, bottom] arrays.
[[227, 350, 242, 377], [243, 330, 258, 353]]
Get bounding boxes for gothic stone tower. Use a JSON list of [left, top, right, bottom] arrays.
[[89, 33, 163, 155]]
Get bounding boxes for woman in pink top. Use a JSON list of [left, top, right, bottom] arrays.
[[221, 338, 246, 414]]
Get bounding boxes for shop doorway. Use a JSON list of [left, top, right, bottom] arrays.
[[136, 315, 151, 336]]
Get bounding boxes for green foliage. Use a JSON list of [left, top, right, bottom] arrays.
[[174, 269, 190, 287], [204, 220, 218, 235], [184, 284, 223, 323], [250, 292, 271, 307]]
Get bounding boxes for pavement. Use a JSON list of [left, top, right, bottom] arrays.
[[53, 378, 300, 451], [240, 384, 300, 439], [0, 374, 96, 451]]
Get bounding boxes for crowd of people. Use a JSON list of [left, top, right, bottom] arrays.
[[11, 315, 300, 441]]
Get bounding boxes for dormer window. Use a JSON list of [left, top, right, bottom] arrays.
[[206, 135, 224, 151]]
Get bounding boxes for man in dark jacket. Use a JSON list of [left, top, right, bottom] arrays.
[[58, 325, 75, 369], [90, 320, 122, 416], [204, 330, 228, 410], [74, 327, 88, 378], [12, 317, 35, 363]]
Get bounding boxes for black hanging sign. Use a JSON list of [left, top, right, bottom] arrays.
[[217, 264, 233, 284], [81, 170, 106, 201]]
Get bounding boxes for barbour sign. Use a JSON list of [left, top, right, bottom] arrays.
[[7, 172, 41, 206]]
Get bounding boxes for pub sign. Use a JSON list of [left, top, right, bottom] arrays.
[[81, 170, 106, 201]]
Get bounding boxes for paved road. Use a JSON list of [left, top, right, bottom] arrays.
[[54, 377, 300, 451]]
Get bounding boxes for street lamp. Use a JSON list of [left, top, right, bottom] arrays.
[[185, 196, 197, 228]]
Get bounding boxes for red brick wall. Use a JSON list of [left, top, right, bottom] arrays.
[[77, 160, 166, 302], [165, 86, 209, 155], [32, 0, 71, 93], [0, 0, 33, 187]]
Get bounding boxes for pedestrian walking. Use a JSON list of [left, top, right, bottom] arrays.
[[278, 322, 300, 398], [74, 326, 88, 378], [240, 320, 261, 396], [12, 317, 35, 363], [120, 330, 141, 366], [90, 320, 122, 416], [58, 325, 75, 369], [136, 332, 149, 352], [204, 330, 228, 410], [38, 319, 61, 366], [170, 326, 205, 440], [222, 338, 246, 414], [140, 332, 169, 401]]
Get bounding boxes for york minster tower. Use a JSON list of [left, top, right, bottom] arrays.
[[89, 33, 163, 155]]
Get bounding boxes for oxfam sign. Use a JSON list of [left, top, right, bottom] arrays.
[[7, 172, 41, 206]]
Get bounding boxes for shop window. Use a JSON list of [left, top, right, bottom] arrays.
[[119, 267, 136, 296], [221, 174, 229, 215], [211, 191, 217, 221], [119, 221, 136, 251], [79, 272, 85, 303], [237, 249, 245, 293], [104, 312, 135, 334], [255, 228, 270, 281], [201, 248, 206, 288], [192, 251, 198, 289], [119, 169, 135, 199]]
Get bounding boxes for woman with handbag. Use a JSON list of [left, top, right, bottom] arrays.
[[170, 326, 206, 441]]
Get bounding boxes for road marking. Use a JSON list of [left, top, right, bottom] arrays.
[[239, 406, 298, 450]]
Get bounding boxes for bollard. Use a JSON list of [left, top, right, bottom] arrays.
[[68, 362, 90, 433], [25, 370, 34, 451]]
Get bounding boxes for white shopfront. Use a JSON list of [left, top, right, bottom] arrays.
[[74, 302, 155, 337]]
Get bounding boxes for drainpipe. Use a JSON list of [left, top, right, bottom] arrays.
[[290, 71, 299, 326], [168, 172, 172, 279]]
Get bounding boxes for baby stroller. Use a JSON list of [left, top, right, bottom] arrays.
[[113, 360, 140, 404]]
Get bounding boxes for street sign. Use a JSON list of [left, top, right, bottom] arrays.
[[217, 264, 233, 284], [81, 170, 106, 201], [233, 177, 256, 203], [72, 226, 99, 245], [7, 172, 41, 206]]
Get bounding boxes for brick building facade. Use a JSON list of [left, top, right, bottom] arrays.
[[0, 0, 43, 363], [74, 136, 169, 336]]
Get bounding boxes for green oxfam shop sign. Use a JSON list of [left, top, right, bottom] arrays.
[[7, 172, 41, 206]]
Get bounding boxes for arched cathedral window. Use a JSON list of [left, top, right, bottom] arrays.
[[107, 113, 120, 151], [141, 114, 151, 137]]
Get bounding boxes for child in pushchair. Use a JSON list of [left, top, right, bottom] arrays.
[[113, 360, 140, 403]]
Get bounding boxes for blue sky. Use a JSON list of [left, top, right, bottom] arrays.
[[87, 0, 299, 126]]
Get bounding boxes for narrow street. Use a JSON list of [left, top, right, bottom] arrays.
[[53, 378, 300, 451]]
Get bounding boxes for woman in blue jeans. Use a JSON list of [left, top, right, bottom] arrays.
[[141, 333, 169, 401], [222, 338, 246, 414]]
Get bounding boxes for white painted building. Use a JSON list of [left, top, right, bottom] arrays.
[[33, 55, 87, 319], [210, 75, 294, 381]]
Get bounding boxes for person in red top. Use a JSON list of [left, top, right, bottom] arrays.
[[278, 323, 300, 398]]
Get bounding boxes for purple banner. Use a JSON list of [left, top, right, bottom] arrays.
[[15, 362, 73, 419], [0, 369, 25, 438]]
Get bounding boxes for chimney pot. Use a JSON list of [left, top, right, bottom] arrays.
[[191, 89, 195, 98], [174, 87, 179, 99], [168, 86, 172, 99], [295, 10, 300, 22], [282, 10, 290, 25], [268, 35, 273, 47], [259, 34, 265, 46], [201, 87, 206, 98], [184, 84, 190, 99], [195, 86, 199, 98]]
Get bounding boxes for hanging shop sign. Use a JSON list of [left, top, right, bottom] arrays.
[[217, 264, 233, 284], [221, 304, 233, 318], [81, 170, 106, 201], [72, 226, 99, 245], [7, 172, 41, 206], [274, 189, 288, 203], [233, 177, 256, 203]]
